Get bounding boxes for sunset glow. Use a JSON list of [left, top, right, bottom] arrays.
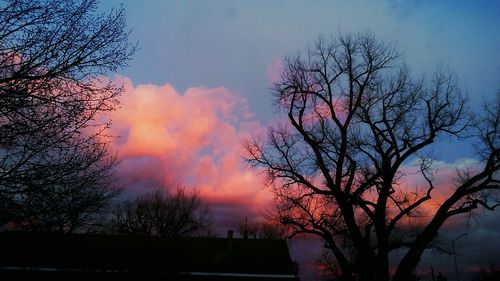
[[2, 1, 499, 281], [98, 1, 500, 280], [108, 78, 272, 228]]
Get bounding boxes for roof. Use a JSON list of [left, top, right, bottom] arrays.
[[0, 231, 299, 281]]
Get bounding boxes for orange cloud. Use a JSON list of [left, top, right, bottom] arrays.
[[108, 77, 270, 229], [106, 76, 486, 239]]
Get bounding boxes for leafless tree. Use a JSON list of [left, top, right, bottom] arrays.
[[238, 218, 288, 239], [0, 0, 135, 232], [110, 188, 213, 237], [259, 220, 288, 239], [244, 33, 499, 281], [238, 218, 260, 239], [316, 250, 345, 281]]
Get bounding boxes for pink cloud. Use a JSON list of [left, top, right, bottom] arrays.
[[105, 78, 497, 278], [108, 77, 270, 231]]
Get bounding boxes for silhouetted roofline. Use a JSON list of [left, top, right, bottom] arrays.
[[0, 231, 299, 280]]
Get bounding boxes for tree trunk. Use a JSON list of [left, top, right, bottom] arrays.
[[392, 217, 443, 281], [392, 242, 428, 281]]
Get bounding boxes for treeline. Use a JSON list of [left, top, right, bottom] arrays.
[[109, 188, 214, 237]]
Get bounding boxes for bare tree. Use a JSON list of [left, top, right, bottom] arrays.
[[244, 33, 499, 281], [238, 218, 260, 239], [110, 188, 213, 237], [316, 250, 345, 281], [0, 0, 135, 232], [259, 220, 288, 239], [238, 217, 288, 239]]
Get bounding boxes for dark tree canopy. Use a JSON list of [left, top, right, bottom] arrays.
[[110, 188, 213, 238], [0, 0, 135, 232], [244, 33, 499, 281]]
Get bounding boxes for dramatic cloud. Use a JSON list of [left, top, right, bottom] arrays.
[[105, 77, 499, 279], [108, 77, 271, 232]]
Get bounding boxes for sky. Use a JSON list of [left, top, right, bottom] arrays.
[[99, 1, 499, 280]]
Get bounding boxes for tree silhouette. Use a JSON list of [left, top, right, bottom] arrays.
[[244, 32, 499, 281], [238, 218, 288, 239], [0, 0, 135, 232], [110, 188, 213, 237]]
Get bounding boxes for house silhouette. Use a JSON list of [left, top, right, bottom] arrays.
[[0, 231, 299, 281]]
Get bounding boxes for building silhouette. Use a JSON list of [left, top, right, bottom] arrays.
[[0, 231, 299, 281]]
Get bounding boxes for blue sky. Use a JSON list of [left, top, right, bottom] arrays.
[[103, 0, 499, 159], [98, 1, 499, 279], [105, 1, 498, 100]]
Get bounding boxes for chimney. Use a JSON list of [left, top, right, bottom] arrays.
[[226, 230, 233, 252]]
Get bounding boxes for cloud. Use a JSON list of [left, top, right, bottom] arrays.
[[106, 80, 499, 277], [108, 77, 270, 232]]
